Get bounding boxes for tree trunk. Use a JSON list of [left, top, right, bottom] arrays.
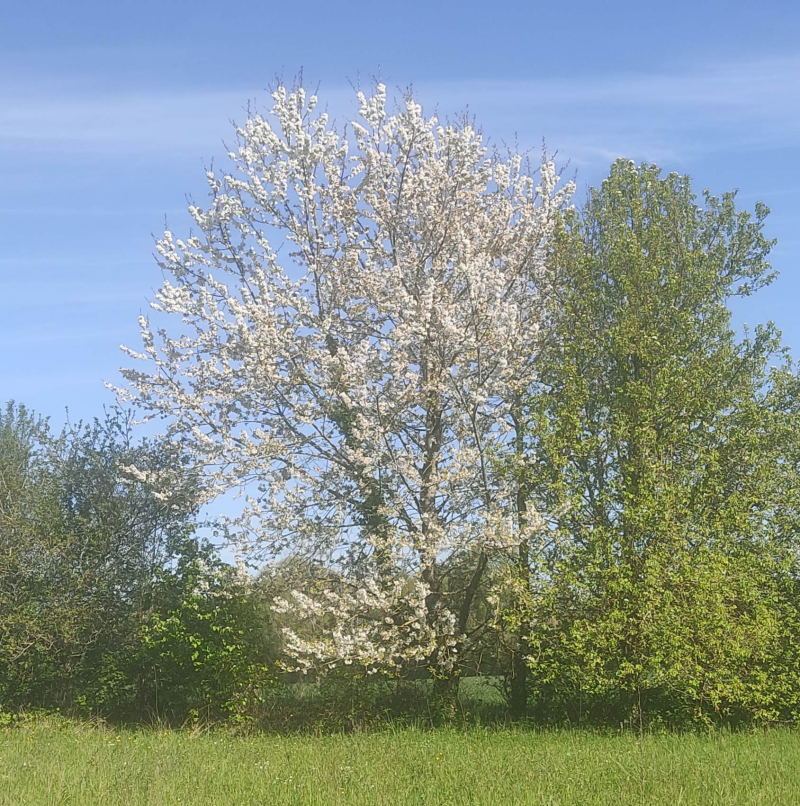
[[510, 408, 531, 719], [509, 644, 529, 718], [509, 536, 530, 718], [431, 670, 460, 722]]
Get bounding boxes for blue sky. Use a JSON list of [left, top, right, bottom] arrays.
[[2, 0, 799, 429]]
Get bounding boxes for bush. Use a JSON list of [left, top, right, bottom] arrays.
[[0, 402, 276, 723]]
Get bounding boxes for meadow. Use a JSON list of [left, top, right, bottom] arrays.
[[2, 721, 800, 805]]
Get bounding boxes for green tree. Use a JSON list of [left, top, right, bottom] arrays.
[[0, 405, 199, 709], [0, 403, 62, 704], [0, 403, 273, 721], [135, 536, 273, 723], [518, 161, 800, 725]]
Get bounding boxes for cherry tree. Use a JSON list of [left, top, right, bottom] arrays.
[[117, 82, 572, 683]]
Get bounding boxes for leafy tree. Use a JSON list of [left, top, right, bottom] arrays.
[[116, 81, 573, 696], [517, 160, 800, 725], [0, 402, 61, 704], [133, 536, 273, 723], [0, 403, 272, 720]]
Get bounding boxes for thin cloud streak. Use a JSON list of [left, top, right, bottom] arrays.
[[0, 257, 150, 267], [430, 56, 800, 109], [420, 56, 800, 163], [4, 291, 148, 309], [1, 55, 797, 163], [0, 328, 126, 348], [0, 207, 189, 216], [0, 89, 258, 152], [4, 370, 111, 397]]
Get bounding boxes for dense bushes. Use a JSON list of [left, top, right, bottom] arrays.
[[0, 404, 273, 723], [131, 537, 273, 722]]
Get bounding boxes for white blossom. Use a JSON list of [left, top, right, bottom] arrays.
[[116, 82, 573, 675]]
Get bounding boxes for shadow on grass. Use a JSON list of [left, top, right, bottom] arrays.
[[3, 676, 781, 737], [252, 675, 511, 735]]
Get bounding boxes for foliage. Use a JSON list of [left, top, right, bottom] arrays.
[[6, 131, 800, 733], [133, 536, 273, 723], [516, 160, 800, 726], [253, 674, 507, 733], [0, 402, 273, 721]]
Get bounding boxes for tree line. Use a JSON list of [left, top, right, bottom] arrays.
[[2, 83, 800, 728]]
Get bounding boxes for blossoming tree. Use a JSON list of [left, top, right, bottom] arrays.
[[117, 82, 572, 688]]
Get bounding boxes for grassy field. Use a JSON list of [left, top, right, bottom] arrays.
[[2, 722, 800, 805]]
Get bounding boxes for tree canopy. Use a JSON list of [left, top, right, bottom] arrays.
[[117, 83, 573, 682]]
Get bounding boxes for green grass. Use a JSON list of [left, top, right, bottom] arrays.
[[2, 722, 800, 805]]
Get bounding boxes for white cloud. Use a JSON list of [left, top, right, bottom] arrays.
[[0, 327, 124, 348], [1, 55, 798, 163], [416, 55, 800, 164]]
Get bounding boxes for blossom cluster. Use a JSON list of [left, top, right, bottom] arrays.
[[117, 82, 573, 674]]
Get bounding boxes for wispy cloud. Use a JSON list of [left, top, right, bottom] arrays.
[[3, 290, 147, 309], [0, 206, 188, 216], [0, 88, 261, 153], [0, 327, 125, 348], [0, 257, 149, 268], [3, 369, 111, 398], [418, 55, 800, 164], [436, 56, 800, 109], [2, 55, 798, 163]]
